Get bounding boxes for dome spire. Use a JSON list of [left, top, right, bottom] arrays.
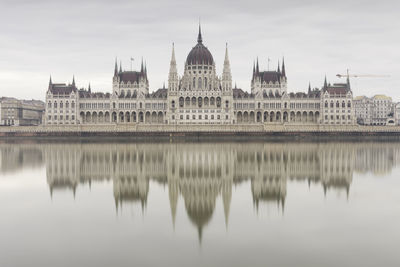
[[197, 21, 203, 43]]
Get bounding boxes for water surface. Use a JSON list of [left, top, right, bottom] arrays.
[[1, 141, 399, 267]]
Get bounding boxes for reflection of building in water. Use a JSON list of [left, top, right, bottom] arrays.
[[354, 143, 400, 175], [44, 144, 80, 197], [320, 143, 354, 196], [0, 144, 43, 174], [2, 142, 400, 239]]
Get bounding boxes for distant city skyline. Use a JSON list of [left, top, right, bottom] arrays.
[[1, 0, 399, 101]]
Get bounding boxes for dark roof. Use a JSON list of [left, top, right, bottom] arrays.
[[118, 71, 146, 84], [150, 88, 167, 99], [263, 91, 282, 98], [325, 84, 348, 95], [233, 88, 254, 99], [49, 84, 77, 94], [255, 71, 283, 84], [79, 90, 110, 99], [186, 43, 214, 65], [186, 27, 214, 65]]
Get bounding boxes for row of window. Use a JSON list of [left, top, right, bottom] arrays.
[[324, 115, 352, 120], [80, 103, 110, 109], [187, 65, 212, 70], [179, 109, 222, 113], [172, 114, 225, 120], [48, 101, 75, 109], [234, 103, 256, 109], [48, 115, 75, 121], [324, 101, 352, 108], [77, 102, 167, 110], [47, 109, 74, 113], [325, 109, 352, 113], [173, 97, 223, 108]]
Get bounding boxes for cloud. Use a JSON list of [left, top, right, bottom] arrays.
[[0, 0, 399, 100]]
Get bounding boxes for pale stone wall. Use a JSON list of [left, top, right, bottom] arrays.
[[2, 123, 400, 134]]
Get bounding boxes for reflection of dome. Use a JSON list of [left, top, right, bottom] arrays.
[[186, 26, 214, 66], [186, 202, 214, 229], [185, 201, 214, 243]]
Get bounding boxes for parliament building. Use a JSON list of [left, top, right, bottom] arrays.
[[45, 26, 355, 126]]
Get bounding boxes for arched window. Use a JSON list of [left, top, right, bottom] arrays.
[[336, 101, 339, 108], [72, 102, 75, 108], [60, 102, 63, 108], [348, 101, 351, 108], [171, 100, 175, 108], [325, 101, 328, 108], [226, 100, 229, 108], [198, 97, 202, 108], [204, 77, 207, 89], [193, 78, 196, 89], [66, 102, 69, 108], [185, 97, 190, 106], [216, 97, 221, 108], [342, 101, 345, 108], [179, 97, 184, 107], [210, 97, 215, 106], [48, 102, 51, 108], [330, 101, 334, 108], [198, 78, 202, 89]]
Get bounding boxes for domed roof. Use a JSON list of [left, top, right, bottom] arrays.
[[186, 26, 214, 66]]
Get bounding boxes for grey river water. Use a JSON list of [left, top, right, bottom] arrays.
[[1, 141, 399, 267]]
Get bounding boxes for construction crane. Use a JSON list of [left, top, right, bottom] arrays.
[[336, 69, 390, 79]]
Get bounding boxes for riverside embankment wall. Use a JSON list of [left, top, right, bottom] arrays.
[[1, 124, 400, 138]]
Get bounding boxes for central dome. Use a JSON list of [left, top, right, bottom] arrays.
[[186, 26, 214, 66]]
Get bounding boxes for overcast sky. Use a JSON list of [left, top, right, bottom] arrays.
[[0, 0, 399, 101]]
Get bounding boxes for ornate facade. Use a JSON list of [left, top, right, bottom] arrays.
[[44, 27, 356, 126]]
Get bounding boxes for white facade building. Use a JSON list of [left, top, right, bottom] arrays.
[[354, 95, 393, 125], [44, 27, 356, 126]]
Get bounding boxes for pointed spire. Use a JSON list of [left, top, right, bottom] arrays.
[[277, 60, 281, 73], [114, 58, 118, 76], [119, 61, 122, 73], [281, 57, 286, 77], [252, 60, 255, 79], [72, 75, 75, 87], [171, 42, 176, 63], [197, 22, 203, 43], [168, 43, 178, 91], [235, 82, 237, 89], [224, 43, 229, 63], [141, 58, 144, 73], [144, 61, 147, 78], [324, 75, 328, 89], [88, 83, 91, 93], [48, 75, 52, 89], [308, 82, 311, 94], [256, 57, 259, 74]]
